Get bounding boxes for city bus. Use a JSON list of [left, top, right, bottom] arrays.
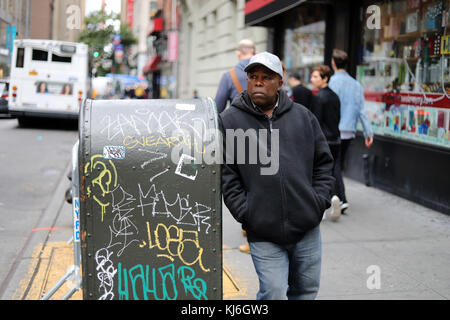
[[8, 39, 89, 126]]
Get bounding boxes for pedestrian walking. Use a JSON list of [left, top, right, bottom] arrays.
[[220, 52, 335, 300], [288, 71, 313, 110], [215, 39, 256, 254], [328, 49, 374, 213], [215, 39, 256, 113], [310, 65, 342, 222]]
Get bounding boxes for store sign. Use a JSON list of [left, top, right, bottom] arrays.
[[6, 25, 16, 53], [168, 31, 178, 62], [244, 0, 306, 25], [127, 0, 134, 28], [365, 91, 450, 109]]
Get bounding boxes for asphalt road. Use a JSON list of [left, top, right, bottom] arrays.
[[0, 117, 78, 299]]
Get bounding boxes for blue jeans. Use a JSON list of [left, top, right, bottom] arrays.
[[249, 225, 322, 300]]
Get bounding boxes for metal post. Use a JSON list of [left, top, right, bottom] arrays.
[[41, 141, 82, 300]]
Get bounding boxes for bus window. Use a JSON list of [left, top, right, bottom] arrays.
[[16, 48, 25, 68], [52, 54, 72, 63], [32, 49, 48, 61]]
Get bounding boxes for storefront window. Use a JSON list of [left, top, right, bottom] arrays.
[[282, 4, 326, 86], [358, 0, 450, 148]]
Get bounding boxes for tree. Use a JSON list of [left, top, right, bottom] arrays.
[[77, 10, 137, 76]]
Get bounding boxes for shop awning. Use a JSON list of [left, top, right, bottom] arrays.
[[143, 55, 161, 74], [244, 0, 306, 26]]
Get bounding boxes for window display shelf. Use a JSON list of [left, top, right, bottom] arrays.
[[359, 0, 450, 148]]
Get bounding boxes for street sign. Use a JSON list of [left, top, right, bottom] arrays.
[[168, 31, 178, 62]]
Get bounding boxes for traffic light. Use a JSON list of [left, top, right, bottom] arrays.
[[93, 51, 99, 58]]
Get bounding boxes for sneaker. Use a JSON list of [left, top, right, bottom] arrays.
[[340, 202, 350, 214], [330, 195, 341, 222]]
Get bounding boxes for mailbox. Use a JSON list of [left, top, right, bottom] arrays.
[[78, 98, 222, 300]]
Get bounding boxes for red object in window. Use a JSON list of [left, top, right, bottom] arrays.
[[143, 55, 162, 74], [149, 17, 163, 35], [153, 17, 163, 31]]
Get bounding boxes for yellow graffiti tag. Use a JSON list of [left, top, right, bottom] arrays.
[[123, 134, 205, 154], [145, 222, 210, 273], [84, 155, 118, 222]]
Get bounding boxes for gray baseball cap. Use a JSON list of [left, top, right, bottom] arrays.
[[244, 51, 284, 78]]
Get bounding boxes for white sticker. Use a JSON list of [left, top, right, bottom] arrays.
[[103, 146, 126, 160], [176, 103, 196, 111], [175, 154, 198, 181]]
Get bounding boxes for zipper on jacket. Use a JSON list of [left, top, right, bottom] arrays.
[[265, 115, 287, 242], [265, 116, 273, 133]]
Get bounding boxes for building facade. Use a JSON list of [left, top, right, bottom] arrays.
[[30, 0, 52, 40], [0, 0, 31, 77], [50, 0, 86, 43], [176, 0, 268, 99], [0, 0, 86, 78], [243, 0, 450, 215]]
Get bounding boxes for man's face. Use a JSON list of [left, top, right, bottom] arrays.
[[247, 65, 283, 110], [288, 76, 298, 88]]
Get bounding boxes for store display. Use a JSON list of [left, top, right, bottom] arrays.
[[434, 34, 442, 55], [406, 11, 420, 33], [407, 0, 420, 9], [424, 2, 444, 30], [282, 4, 326, 85], [359, 0, 450, 148], [441, 35, 450, 54]]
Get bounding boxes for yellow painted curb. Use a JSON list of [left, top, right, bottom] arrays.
[[14, 241, 245, 300], [13, 241, 82, 300]]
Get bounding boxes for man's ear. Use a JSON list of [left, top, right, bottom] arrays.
[[278, 78, 284, 90]]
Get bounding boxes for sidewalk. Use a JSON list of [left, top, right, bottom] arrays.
[[11, 176, 450, 300], [222, 177, 450, 300]]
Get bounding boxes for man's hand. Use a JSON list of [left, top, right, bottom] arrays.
[[365, 136, 373, 148]]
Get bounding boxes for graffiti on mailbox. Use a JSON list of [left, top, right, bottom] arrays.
[[82, 103, 219, 300]]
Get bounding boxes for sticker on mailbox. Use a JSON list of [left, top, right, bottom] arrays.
[[103, 146, 126, 160]]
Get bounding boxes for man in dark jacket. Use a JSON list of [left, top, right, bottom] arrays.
[[215, 39, 256, 113], [310, 65, 343, 222], [220, 52, 335, 300], [288, 71, 313, 110]]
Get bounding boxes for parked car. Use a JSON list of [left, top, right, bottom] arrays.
[[0, 79, 9, 114]]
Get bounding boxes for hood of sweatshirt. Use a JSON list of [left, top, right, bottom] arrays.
[[230, 89, 294, 120]]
